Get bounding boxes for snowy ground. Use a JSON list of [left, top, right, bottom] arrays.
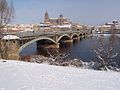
[[0, 59, 120, 90]]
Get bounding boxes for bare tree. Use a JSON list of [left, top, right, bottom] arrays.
[[0, 0, 14, 59], [93, 31, 120, 71], [46, 49, 69, 61]]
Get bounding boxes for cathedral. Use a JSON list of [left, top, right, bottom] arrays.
[[44, 11, 71, 26]]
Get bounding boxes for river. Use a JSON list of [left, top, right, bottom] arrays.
[[20, 34, 120, 66]]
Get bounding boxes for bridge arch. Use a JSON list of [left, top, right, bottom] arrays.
[[57, 34, 71, 43], [71, 33, 79, 39], [18, 36, 56, 54], [83, 32, 86, 35], [78, 33, 83, 36]]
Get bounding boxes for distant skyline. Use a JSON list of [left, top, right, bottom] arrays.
[[11, 0, 120, 25]]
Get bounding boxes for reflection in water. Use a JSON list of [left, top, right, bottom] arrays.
[[20, 34, 120, 67]]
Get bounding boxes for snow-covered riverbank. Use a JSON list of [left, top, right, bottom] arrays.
[[0, 59, 120, 90]]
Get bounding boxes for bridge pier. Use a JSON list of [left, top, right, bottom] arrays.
[[63, 39, 73, 43], [0, 40, 20, 60], [73, 37, 80, 40], [45, 43, 60, 49]]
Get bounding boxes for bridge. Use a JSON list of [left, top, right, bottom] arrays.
[[1, 30, 91, 60]]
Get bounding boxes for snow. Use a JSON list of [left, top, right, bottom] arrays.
[[57, 25, 71, 28], [2, 35, 20, 40], [0, 59, 120, 90], [51, 25, 71, 28], [20, 29, 34, 32], [12, 28, 19, 31]]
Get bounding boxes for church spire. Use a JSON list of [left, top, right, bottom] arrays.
[[45, 10, 49, 19], [44, 10, 50, 24]]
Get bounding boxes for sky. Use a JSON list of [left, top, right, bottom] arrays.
[[10, 0, 120, 25]]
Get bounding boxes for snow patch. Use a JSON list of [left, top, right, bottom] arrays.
[[2, 35, 20, 40]]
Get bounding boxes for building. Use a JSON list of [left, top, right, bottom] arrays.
[[98, 20, 120, 34], [44, 11, 71, 26]]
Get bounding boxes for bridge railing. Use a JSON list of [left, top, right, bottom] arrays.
[[1, 29, 87, 38], [15, 30, 83, 38]]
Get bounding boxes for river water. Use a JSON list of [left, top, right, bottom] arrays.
[[20, 34, 120, 66]]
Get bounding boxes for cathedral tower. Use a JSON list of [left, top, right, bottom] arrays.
[[44, 10, 50, 24]]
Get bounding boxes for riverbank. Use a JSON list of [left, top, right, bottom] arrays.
[[0, 59, 120, 90]]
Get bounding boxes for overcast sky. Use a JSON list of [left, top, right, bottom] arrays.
[[11, 0, 120, 25]]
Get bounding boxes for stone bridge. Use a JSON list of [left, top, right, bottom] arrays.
[[1, 30, 91, 60]]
